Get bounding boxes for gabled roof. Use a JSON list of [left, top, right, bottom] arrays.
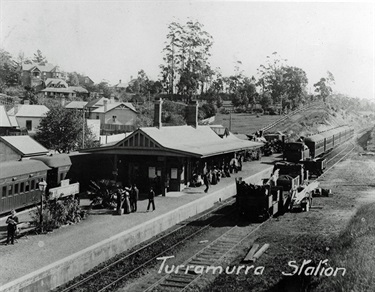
[[114, 82, 128, 88], [69, 86, 89, 93], [7, 104, 49, 117], [22, 62, 57, 72], [65, 101, 89, 109], [86, 97, 108, 108], [0, 105, 12, 127], [44, 78, 68, 88], [84, 125, 263, 158], [92, 102, 137, 113], [0, 160, 50, 180], [0, 136, 49, 157]]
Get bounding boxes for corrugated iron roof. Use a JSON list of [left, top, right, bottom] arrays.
[[22, 62, 56, 72], [0, 136, 49, 157], [65, 101, 89, 109], [92, 102, 137, 113], [0, 105, 12, 127], [140, 125, 263, 158], [7, 105, 49, 117], [31, 154, 71, 168], [0, 160, 50, 179]]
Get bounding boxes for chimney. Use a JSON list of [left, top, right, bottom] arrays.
[[154, 98, 163, 128], [186, 101, 199, 128], [103, 99, 108, 112], [61, 97, 66, 107], [14, 101, 19, 115]]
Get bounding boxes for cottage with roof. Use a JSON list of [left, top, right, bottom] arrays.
[[82, 100, 263, 195], [89, 100, 137, 134], [7, 102, 49, 133], [41, 78, 89, 99], [20, 61, 61, 88]]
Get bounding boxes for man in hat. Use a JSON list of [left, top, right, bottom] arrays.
[[6, 210, 19, 245]]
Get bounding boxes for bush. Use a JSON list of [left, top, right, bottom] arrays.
[[30, 195, 86, 232]]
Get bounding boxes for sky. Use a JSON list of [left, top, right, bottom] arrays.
[[1, 1, 374, 100]]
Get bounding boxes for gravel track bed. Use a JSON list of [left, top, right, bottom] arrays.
[[53, 203, 235, 292]]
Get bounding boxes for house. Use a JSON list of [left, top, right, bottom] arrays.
[[79, 76, 94, 86], [0, 105, 15, 135], [89, 100, 137, 134], [113, 79, 128, 92], [20, 61, 62, 88], [0, 135, 49, 162], [7, 102, 49, 134], [65, 101, 89, 111], [41, 78, 89, 99]]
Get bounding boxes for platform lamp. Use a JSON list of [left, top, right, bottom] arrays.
[[38, 178, 47, 232]]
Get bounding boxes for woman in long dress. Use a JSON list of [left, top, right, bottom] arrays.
[[123, 189, 131, 214]]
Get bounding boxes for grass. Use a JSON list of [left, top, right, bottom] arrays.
[[315, 202, 375, 292], [213, 113, 282, 134]]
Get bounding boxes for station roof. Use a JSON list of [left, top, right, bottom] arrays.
[[31, 154, 72, 168], [0, 160, 50, 180], [82, 125, 264, 158], [0, 136, 49, 157]]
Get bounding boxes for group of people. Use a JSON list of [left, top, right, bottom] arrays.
[[116, 184, 156, 214], [191, 155, 245, 193], [116, 184, 139, 214]]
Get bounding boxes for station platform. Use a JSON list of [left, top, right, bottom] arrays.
[[0, 157, 277, 292]]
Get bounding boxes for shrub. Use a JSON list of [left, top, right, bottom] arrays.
[[30, 195, 86, 232]]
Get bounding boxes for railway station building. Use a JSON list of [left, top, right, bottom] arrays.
[[80, 100, 263, 195]]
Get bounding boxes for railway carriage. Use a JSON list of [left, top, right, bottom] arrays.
[[0, 160, 50, 214], [0, 154, 73, 215]]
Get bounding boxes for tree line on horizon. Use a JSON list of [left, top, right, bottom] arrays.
[[0, 20, 374, 115]]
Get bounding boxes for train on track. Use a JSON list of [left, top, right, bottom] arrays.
[[0, 154, 73, 214], [237, 125, 354, 219]]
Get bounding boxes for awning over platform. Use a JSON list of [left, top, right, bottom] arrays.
[[82, 125, 264, 158]]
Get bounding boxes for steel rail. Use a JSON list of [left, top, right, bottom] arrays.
[[59, 197, 236, 292]]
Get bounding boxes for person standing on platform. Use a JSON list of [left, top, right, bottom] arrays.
[[6, 210, 19, 245], [147, 187, 156, 212], [203, 171, 210, 193], [131, 184, 139, 212], [123, 188, 131, 214]]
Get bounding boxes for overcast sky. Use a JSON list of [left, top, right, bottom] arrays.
[[1, 1, 374, 100]]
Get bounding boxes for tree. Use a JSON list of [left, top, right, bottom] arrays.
[[33, 50, 47, 64], [35, 106, 97, 153], [0, 49, 18, 88], [314, 71, 335, 102], [282, 66, 308, 108], [160, 20, 214, 101]]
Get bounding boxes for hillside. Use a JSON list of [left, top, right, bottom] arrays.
[[214, 102, 373, 140]]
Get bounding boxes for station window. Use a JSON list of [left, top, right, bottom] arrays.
[[15, 184, 19, 194], [20, 182, 24, 193], [25, 182, 29, 192], [2, 186, 6, 197], [31, 180, 35, 190], [8, 185, 13, 196]]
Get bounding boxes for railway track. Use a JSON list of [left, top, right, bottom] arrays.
[[140, 222, 266, 292], [56, 135, 358, 292], [55, 198, 237, 292]]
